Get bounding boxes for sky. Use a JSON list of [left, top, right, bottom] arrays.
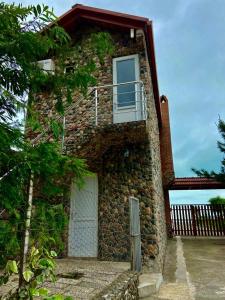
[[8, 0, 225, 203]]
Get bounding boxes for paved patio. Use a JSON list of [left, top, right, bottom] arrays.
[[0, 259, 130, 299], [53, 259, 130, 299], [182, 238, 225, 300]]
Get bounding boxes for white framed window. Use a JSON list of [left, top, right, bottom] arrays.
[[113, 54, 140, 110]]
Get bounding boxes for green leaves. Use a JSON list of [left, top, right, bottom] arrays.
[[31, 246, 39, 257], [50, 250, 57, 257], [0, 1, 113, 127], [38, 287, 49, 296], [50, 119, 63, 139], [5, 260, 18, 274], [0, 246, 71, 299], [48, 295, 64, 300], [91, 32, 115, 64], [30, 288, 72, 299], [208, 196, 225, 205], [0, 260, 18, 287], [32, 4, 56, 22], [30, 201, 67, 255], [0, 2, 64, 126], [0, 1, 112, 282], [30, 288, 41, 297], [50, 26, 71, 45], [39, 258, 55, 269], [23, 270, 34, 282]]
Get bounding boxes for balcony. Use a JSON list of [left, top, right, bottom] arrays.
[[64, 81, 149, 160], [94, 81, 147, 125]]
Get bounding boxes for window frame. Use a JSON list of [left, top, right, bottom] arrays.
[[112, 54, 140, 110]]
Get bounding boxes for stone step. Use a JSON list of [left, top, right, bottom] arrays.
[[138, 273, 163, 298], [140, 297, 159, 300], [140, 296, 170, 300]]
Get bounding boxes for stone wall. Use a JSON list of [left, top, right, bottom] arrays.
[[142, 31, 167, 271], [98, 143, 153, 262], [98, 272, 139, 300], [98, 141, 166, 271], [32, 25, 167, 271]]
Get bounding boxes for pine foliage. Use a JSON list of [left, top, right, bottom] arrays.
[[192, 119, 225, 183]]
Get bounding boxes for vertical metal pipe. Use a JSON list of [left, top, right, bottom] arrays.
[[95, 88, 98, 126], [142, 83, 147, 120], [144, 85, 147, 120], [141, 83, 144, 120], [135, 82, 138, 121]]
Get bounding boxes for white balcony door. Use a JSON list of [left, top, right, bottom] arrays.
[[68, 176, 98, 257], [113, 54, 141, 123]]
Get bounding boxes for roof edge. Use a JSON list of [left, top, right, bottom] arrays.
[[59, 3, 150, 24], [170, 177, 225, 190]]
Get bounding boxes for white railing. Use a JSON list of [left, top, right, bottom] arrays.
[[58, 81, 148, 153], [93, 81, 147, 126]]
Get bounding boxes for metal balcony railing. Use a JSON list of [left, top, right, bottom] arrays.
[[58, 81, 148, 151], [92, 81, 147, 126]]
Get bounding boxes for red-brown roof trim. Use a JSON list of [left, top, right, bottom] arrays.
[[58, 4, 150, 27], [170, 177, 225, 190], [56, 4, 162, 125]]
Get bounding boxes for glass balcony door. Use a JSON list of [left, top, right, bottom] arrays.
[[113, 54, 141, 123]]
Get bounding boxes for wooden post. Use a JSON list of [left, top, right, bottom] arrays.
[[191, 205, 197, 236], [164, 189, 173, 237]]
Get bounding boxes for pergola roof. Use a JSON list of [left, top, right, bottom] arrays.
[[170, 177, 225, 190]]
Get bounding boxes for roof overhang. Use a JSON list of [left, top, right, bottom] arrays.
[[56, 4, 162, 126], [170, 177, 225, 190]]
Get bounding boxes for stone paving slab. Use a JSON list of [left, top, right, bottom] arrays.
[[157, 283, 191, 300], [0, 259, 130, 299], [0, 275, 18, 298]]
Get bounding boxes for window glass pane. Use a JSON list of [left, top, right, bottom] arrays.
[[116, 58, 136, 107]]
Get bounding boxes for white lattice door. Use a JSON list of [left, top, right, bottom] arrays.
[[68, 176, 98, 257]]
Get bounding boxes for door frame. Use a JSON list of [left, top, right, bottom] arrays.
[[68, 175, 98, 257], [112, 54, 140, 114]]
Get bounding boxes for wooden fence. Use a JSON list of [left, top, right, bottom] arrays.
[[171, 204, 225, 236]]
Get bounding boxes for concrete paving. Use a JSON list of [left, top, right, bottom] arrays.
[[155, 237, 225, 300], [156, 237, 193, 300], [182, 238, 225, 300], [138, 273, 163, 298]]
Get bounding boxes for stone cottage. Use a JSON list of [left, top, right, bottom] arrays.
[[35, 4, 175, 272]]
